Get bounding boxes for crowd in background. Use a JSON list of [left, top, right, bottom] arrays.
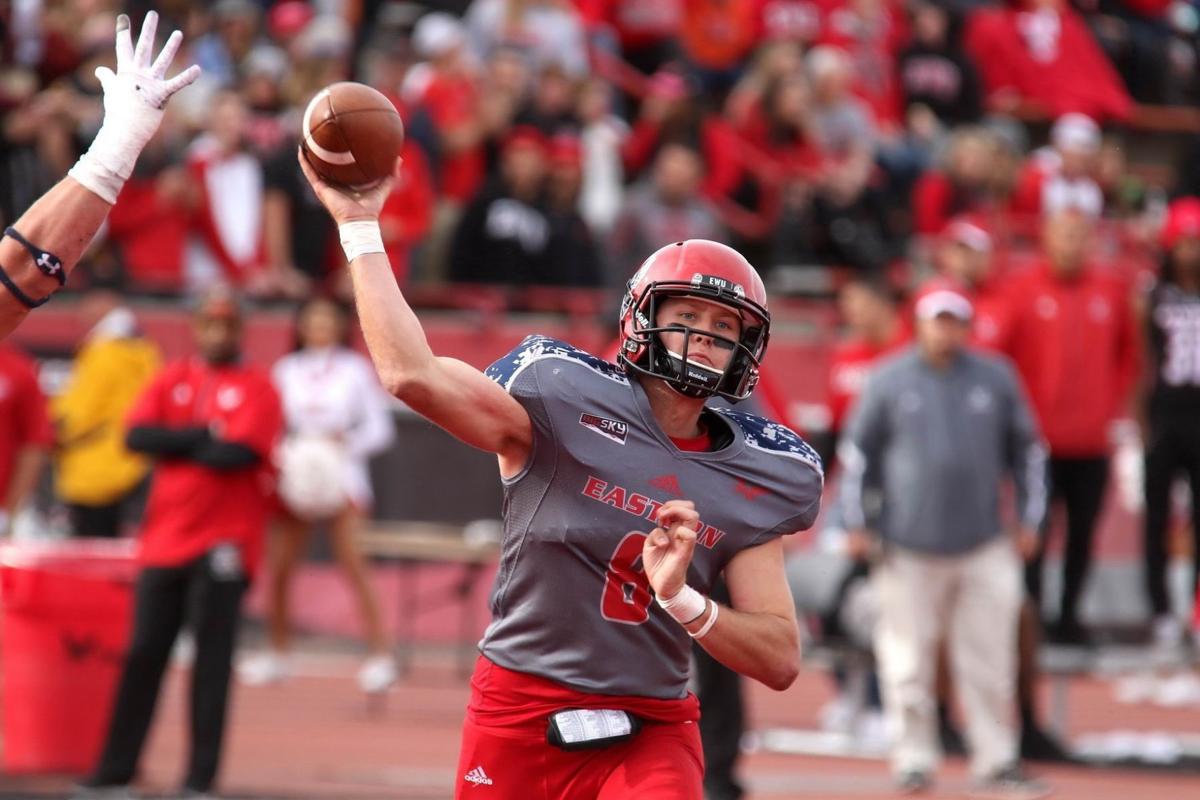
[[3, 0, 1200, 300]]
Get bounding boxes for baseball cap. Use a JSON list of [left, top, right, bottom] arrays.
[[942, 217, 992, 253], [412, 12, 465, 59], [1162, 197, 1200, 250], [502, 126, 549, 156], [914, 280, 973, 321], [1051, 113, 1100, 154]]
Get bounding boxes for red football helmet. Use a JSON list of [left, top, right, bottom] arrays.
[[618, 240, 770, 401]]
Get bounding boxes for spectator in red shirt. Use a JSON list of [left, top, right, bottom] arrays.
[[935, 217, 1007, 348], [964, 0, 1132, 122], [678, 0, 761, 98], [576, 0, 683, 76], [827, 278, 909, 437], [106, 124, 197, 293], [911, 126, 1000, 238], [995, 210, 1139, 646], [0, 343, 52, 536], [83, 289, 283, 798], [377, 139, 435, 287]]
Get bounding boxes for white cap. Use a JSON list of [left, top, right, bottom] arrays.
[[413, 12, 465, 59], [1051, 113, 1100, 154], [915, 286, 974, 321]]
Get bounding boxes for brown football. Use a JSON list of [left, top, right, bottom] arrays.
[[300, 82, 405, 189]]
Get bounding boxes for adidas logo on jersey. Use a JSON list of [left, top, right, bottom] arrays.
[[465, 766, 493, 786]]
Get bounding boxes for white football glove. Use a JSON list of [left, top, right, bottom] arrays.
[[68, 11, 201, 204]]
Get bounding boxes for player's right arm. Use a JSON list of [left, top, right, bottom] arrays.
[[297, 152, 532, 476]]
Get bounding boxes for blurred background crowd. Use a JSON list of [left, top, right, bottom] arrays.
[[3, 0, 1200, 297]]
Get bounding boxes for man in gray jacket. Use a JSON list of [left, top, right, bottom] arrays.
[[840, 281, 1047, 795]]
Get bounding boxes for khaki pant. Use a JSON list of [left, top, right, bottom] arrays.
[[873, 536, 1022, 778]]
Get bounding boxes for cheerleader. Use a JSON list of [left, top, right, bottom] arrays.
[[241, 296, 397, 692]]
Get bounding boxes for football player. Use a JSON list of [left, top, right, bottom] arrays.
[[300, 152, 823, 800]]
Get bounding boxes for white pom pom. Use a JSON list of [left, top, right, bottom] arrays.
[[277, 434, 348, 521]]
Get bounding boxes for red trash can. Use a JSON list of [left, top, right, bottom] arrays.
[[0, 538, 138, 774]]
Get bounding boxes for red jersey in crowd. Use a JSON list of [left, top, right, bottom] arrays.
[[994, 262, 1139, 456], [575, 0, 682, 51], [0, 345, 53, 494], [827, 325, 910, 434], [964, 1, 1131, 122], [965, 276, 1009, 351], [107, 175, 192, 290], [756, 0, 829, 44], [817, 0, 909, 129], [679, 0, 760, 70], [414, 71, 485, 204], [127, 359, 283, 575], [379, 139, 435, 284], [910, 170, 991, 236]]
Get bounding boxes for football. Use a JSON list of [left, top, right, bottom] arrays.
[[300, 81, 405, 189]]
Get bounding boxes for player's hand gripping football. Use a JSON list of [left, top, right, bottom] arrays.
[[298, 149, 397, 226], [642, 499, 701, 600]]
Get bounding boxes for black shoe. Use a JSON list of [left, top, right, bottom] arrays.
[[939, 713, 968, 756], [1047, 618, 1092, 647], [896, 770, 933, 794], [1020, 724, 1074, 762]]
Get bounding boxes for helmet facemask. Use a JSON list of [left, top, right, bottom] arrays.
[[619, 281, 770, 401]]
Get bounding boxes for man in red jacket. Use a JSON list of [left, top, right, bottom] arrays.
[[934, 216, 1007, 349], [995, 209, 1139, 647], [81, 289, 283, 797], [0, 343, 53, 536]]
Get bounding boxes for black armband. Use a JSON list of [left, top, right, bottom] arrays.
[[0, 261, 52, 308], [4, 227, 65, 286]]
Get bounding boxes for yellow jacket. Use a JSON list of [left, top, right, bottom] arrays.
[[53, 336, 161, 505]]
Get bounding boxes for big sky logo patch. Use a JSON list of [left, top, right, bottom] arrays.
[[580, 413, 628, 445]]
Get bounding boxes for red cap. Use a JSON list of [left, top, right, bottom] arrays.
[[1162, 197, 1200, 250], [502, 125, 549, 157], [942, 216, 992, 253], [913, 279, 973, 321], [268, 0, 314, 41], [548, 133, 582, 166]]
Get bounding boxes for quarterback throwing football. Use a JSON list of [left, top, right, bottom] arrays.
[[300, 151, 823, 800]]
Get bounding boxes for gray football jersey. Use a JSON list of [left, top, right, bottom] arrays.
[[480, 336, 824, 699]]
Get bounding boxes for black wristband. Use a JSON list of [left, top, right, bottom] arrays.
[[0, 261, 51, 308], [4, 226, 65, 286]]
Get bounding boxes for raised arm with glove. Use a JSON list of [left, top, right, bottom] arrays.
[[0, 11, 199, 338]]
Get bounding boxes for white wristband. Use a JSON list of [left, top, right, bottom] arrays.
[[339, 220, 385, 263], [656, 584, 707, 624], [689, 601, 719, 639]]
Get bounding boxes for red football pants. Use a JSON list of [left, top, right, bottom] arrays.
[[453, 714, 704, 799]]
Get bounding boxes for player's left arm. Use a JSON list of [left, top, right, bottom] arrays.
[[643, 501, 801, 690], [691, 538, 800, 691]]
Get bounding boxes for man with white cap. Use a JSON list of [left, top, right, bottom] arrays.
[[840, 281, 1048, 795], [1012, 113, 1103, 221]]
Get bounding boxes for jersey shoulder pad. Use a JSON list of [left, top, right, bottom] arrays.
[[485, 335, 628, 391], [715, 408, 824, 476]]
